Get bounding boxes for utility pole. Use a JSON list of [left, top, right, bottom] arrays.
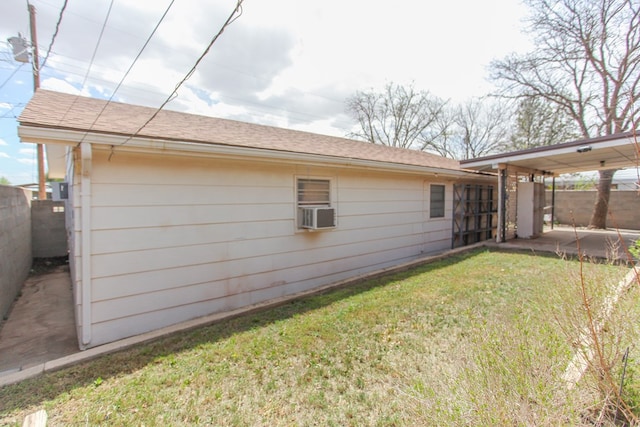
[[28, 3, 46, 200], [10, 5, 45, 198]]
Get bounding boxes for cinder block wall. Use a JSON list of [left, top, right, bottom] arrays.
[[0, 185, 32, 319], [546, 190, 640, 229], [32, 200, 68, 258]]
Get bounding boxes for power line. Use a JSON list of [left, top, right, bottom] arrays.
[[0, 103, 26, 119], [0, 63, 26, 92], [16, 1, 352, 138], [90, 0, 176, 112], [11, 2, 348, 127], [80, 0, 113, 91], [57, 0, 176, 130], [40, 0, 68, 70], [112, 0, 245, 150]]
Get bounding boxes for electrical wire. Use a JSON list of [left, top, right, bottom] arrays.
[[20, 1, 352, 145], [113, 0, 245, 150], [39, 0, 68, 70], [58, 0, 176, 130], [0, 103, 26, 119], [108, 0, 175, 100], [80, 0, 113, 91], [0, 63, 26, 92], [19, 2, 350, 133]]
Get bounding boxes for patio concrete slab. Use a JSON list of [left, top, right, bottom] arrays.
[[500, 225, 640, 261]]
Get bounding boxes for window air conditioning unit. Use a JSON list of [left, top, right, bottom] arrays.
[[301, 207, 336, 230]]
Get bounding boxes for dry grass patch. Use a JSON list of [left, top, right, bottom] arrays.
[[0, 249, 636, 426]]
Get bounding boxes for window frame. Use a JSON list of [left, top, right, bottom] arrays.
[[429, 184, 446, 219], [295, 176, 336, 230]]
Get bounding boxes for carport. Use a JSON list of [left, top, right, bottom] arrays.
[[461, 132, 638, 243]]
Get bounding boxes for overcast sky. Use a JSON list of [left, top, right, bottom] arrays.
[[0, 0, 536, 184]]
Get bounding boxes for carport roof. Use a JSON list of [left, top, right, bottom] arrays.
[[460, 132, 638, 175]]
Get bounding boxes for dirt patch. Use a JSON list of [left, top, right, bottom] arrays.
[[30, 256, 69, 276]]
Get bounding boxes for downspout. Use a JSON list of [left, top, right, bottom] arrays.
[[80, 142, 92, 347]]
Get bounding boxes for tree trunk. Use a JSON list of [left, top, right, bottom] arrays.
[[587, 169, 617, 229]]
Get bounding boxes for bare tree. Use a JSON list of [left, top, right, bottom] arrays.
[[419, 106, 460, 158], [346, 82, 448, 150], [510, 97, 579, 150], [454, 98, 511, 160], [420, 98, 511, 160], [491, 0, 640, 228]]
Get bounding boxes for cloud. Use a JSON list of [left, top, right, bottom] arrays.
[[17, 158, 36, 165], [0, 138, 8, 146], [41, 77, 86, 96], [0, 152, 9, 158], [2, 0, 533, 142]]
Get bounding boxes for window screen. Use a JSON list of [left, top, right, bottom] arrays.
[[297, 179, 330, 206], [430, 184, 445, 218]]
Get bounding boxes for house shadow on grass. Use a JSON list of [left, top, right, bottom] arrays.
[[0, 247, 590, 416]]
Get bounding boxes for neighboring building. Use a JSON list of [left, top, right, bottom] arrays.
[[552, 172, 640, 190], [18, 90, 496, 349], [17, 183, 52, 199]]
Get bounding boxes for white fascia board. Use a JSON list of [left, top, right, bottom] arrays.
[[462, 145, 581, 169], [18, 125, 483, 179], [462, 135, 636, 170]]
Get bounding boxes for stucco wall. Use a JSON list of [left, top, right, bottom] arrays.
[[0, 185, 32, 319], [546, 190, 640, 229], [31, 200, 68, 258]]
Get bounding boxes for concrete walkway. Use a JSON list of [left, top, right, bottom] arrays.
[[500, 225, 640, 261], [0, 265, 77, 375], [0, 226, 637, 386]]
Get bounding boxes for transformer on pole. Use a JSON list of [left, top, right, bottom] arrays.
[[7, 34, 29, 63]]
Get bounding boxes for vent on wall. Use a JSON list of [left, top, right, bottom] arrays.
[[301, 207, 336, 230]]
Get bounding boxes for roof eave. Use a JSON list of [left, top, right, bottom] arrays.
[[19, 125, 483, 179], [460, 132, 637, 172]]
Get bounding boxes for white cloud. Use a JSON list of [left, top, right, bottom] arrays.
[[18, 147, 35, 155], [17, 158, 36, 165], [1, 0, 535, 157], [0, 138, 8, 146], [0, 152, 10, 158], [41, 77, 86, 96]]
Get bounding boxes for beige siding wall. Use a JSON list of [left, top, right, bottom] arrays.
[[78, 149, 454, 347]]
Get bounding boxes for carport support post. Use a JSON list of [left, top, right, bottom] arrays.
[[497, 164, 507, 243]]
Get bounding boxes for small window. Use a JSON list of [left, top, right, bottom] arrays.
[[297, 178, 335, 230], [297, 178, 330, 206], [430, 184, 445, 218]]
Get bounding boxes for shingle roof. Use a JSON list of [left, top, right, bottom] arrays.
[[19, 89, 461, 171]]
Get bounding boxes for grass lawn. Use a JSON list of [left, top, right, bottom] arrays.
[[0, 248, 637, 426]]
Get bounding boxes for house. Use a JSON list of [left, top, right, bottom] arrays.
[[18, 89, 496, 349]]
